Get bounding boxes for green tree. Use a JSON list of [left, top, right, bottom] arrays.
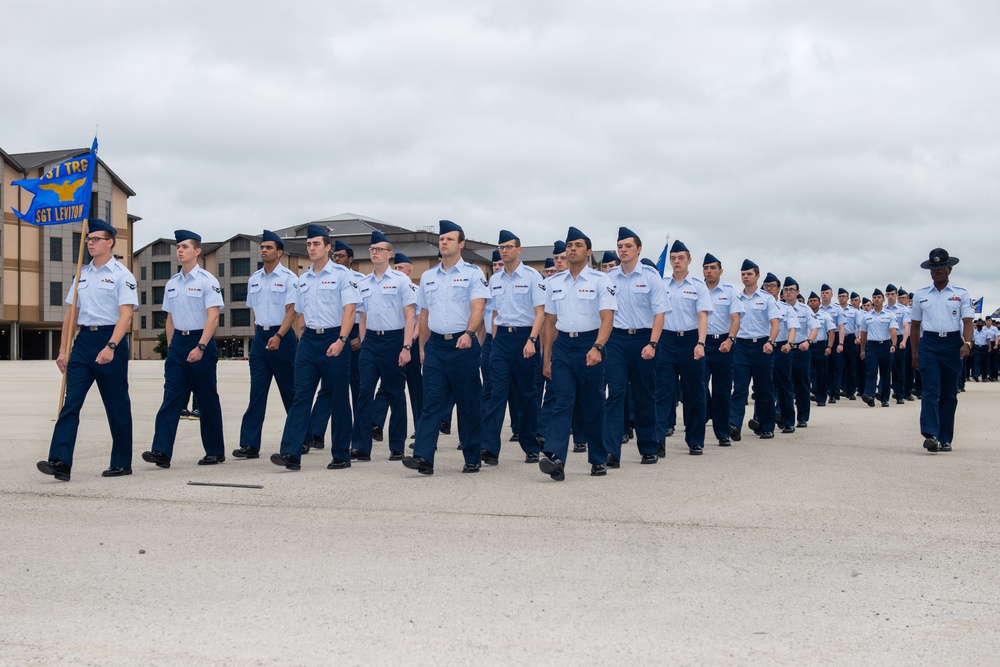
[[153, 332, 168, 359]]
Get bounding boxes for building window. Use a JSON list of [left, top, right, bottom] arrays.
[[258, 261, 264, 270], [153, 311, 167, 329], [218, 262, 225, 277], [141, 291, 147, 305], [105, 200, 112, 224], [140, 266, 147, 281], [50, 237, 63, 262], [153, 286, 164, 305], [152, 241, 171, 256], [231, 258, 251, 277], [230, 283, 248, 302], [231, 237, 251, 252], [218, 313, 225, 328], [152, 262, 171, 280], [231, 308, 251, 327], [71, 233, 92, 264], [49, 282, 63, 306], [141, 315, 147, 329]]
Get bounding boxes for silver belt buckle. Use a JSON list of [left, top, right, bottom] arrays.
[[568, 332, 580, 338], [443, 333, 454, 340], [315, 328, 326, 334], [938, 332, 948, 338], [628, 328, 637, 335], [88, 326, 99, 331], [375, 330, 386, 335], [180, 330, 191, 336], [261, 325, 271, 331]]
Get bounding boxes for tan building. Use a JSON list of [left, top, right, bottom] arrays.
[[131, 213, 495, 359], [1, 146, 137, 360]]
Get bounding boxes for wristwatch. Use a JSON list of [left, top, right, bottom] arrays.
[[403, 344, 412, 350], [592, 343, 604, 351], [464, 330, 476, 339], [767, 340, 776, 346], [338, 335, 349, 343], [106, 342, 117, 350], [648, 341, 658, 349], [528, 336, 538, 344], [695, 341, 705, 347], [197, 343, 207, 351], [727, 336, 736, 343]]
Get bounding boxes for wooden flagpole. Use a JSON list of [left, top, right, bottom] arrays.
[[56, 218, 89, 415]]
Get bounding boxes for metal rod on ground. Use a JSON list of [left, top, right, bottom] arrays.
[[187, 481, 264, 489]]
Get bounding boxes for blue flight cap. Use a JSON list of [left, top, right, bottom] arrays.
[[838, 287, 848, 295], [873, 288, 884, 297], [741, 258, 758, 272], [566, 226, 589, 243], [334, 239, 353, 257], [306, 224, 329, 239], [492, 250, 501, 263], [87, 218, 116, 237], [601, 250, 618, 264], [820, 283, 832, 292], [552, 240, 567, 255], [703, 252, 721, 267], [783, 276, 799, 289], [763, 272, 780, 285], [885, 283, 897, 293], [543, 257, 555, 269], [439, 219, 463, 235], [669, 239, 689, 254], [393, 252, 412, 265], [850, 291, 860, 299], [640, 258, 656, 268], [809, 291, 820, 300], [498, 229, 519, 244], [862, 297, 872, 305], [370, 230, 390, 246], [261, 229, 283, 249], [174, 229, 201, 243], [617, 226, 638, 242], [897, 285, 905, 294]]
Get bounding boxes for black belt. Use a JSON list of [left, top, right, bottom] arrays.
[[613, 327, 652, 336], [497, 326, 533, 334], [706, 333, 727, 340], [369, 328, 403, 336], [737, 336, 768, 343], [305, 327, 337, 335], [78, 324, 116, 332], [561, 329, 599, 338], [175, 329, 204, 336], [431, 331, 470, 341], [925, 330, 960, 338], [868, 340, 892, 345], [663, 329, 698, 337], [256, 325, 281, 331]]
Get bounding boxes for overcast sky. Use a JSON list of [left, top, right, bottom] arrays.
[[3, 1, 999, 308]]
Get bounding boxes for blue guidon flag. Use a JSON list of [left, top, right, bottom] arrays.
[[10, 138, 97, 225]]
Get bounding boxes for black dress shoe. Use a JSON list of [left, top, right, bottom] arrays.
[[462, 462, 481, 473], [621, 434, 630, 444], [689, 448, 703, 455], [439, 421, 451, 435], [923, 436, 939, 452], [308, 436, 325, 450], [389, 451, 403, 461], [141, 450, 171, 468], [232, 446, 260, 459], [350, 449, 371, 461], [848, 395, 856, 400], [538, 454, 565, 481], [591, 463, 608, 476], [524, 452, 539, 464], [718, 438, 731, 447], [327, 458, 351, 469], [748, 419, 760, 435], [270, 452, 301, 470], [875, 392, 882, 402], [760, 431, 774, 439], [198, 454, 225, 465], [402, 455, 434, 475], [657, 441, 666, 458], [101, 466, 132, 477], [372, 425, 383, 442], [665, 427, 675, 437], [535, 434, 545, 446], [861, 394, 875, 407], [906, 395, 915, 401], [37, 459, 71, 481], [816, 401, 826, 407], [480, 449, 499, 466], [301, 442, 311, 455], [781, 426, 795, 434], [896, 398, 905, 405], [796, 421, 807, 428], [938, 442, 952, 452], [641, 454, 658, 464], [881, 402, 889, 407], [606, 455, 620, 469], [729, 424, 741, 442], [509, 433, 519, 442], [573, 442, 587, 453]]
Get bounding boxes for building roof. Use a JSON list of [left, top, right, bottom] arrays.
[[275, 212, 412, 240], [10, 147, 136, 197], [1, 147, 23, 171]]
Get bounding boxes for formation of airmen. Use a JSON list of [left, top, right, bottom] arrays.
[[36, 220, 976, 482]]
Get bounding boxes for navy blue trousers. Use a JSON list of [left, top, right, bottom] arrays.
[[483, 329, 540, 457], [827, 348, 841, 401], [537, 371, 587, 444], [544, 331, 607, 464], [238, 326, 296, 451], [890, 345, 906, 398], [864, 341, 892, 400], [791, 347, 811, 423], [307, 323, 360, 445], [655, 332, 706, 449], [810, 345, 829, 405], [49, 327, 132, 469], [604, 329, 657, 459], [703, 336, 734, 441], [373, 348, 423, 434], [353, 330, 407, 455], [918, 333, 963, 443], [413, 333, 482, 466], [842, 334, 859, 397], [772, 349, 794, 428], [279, 330, 352, 462], [151, 331, 225, 458], [730, 338, 775, 434]]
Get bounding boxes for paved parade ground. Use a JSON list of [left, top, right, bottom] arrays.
[[1, 359, 999, 665]]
